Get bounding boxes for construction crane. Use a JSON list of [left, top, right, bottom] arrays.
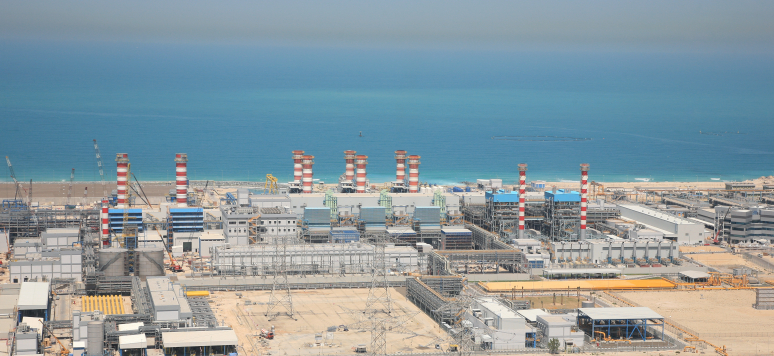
[[264, 174, 279, 194], [154, 226, 182, 272], [66, 168, 74, 206], [93, 139, 107, 198], [39, 320, 70, 356], [5, 156, 27, 204]]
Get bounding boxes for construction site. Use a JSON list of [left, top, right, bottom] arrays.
[[1, 147, 774, 356]]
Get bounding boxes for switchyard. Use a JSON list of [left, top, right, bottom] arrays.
[[1, 149, 774, 356]]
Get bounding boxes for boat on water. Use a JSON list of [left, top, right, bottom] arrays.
[[710, 178, 721, 181], [634, 178, 651, 182]]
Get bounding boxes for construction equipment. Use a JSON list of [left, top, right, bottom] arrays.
[[93, 139, 107, 198], [264, 174, 279, 195], [259, 328, 274, 339], [39, 320, 70, 356], [447, 344, 459, 352], [66, 168, 74, 206], [684, 346, 697, 353], [713, 207, 732, 244], [5, 156, 27, 204], [130, 173, 153, 209], [155, 226, 182, 272]]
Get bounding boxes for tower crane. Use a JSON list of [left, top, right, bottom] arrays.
[[5, 156, 27, 204], [93, 139, 107, 198], [66, 168, 74, 206]]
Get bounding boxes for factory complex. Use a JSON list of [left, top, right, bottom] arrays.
[[2, 149, 774, 356]]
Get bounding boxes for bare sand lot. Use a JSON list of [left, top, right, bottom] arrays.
[[620, 290, 774, 355], [689, 253, 767, 274], [209, 288, 451, 356]]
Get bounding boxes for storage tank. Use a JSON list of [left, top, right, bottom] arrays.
[[98, 248, 127, 277], [136, 246, 165, 278], [87, 320, 103, 356], [581, 301, 595, 308]]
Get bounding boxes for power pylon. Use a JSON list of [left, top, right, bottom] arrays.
[[265, 234, 296, 321], [365, 231, 392, 316]]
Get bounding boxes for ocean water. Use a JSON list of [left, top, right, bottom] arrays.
[[1, 41, 773, 184]]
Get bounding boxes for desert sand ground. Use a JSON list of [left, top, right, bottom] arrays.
[[209, 287, 451, 356], [620, 290, 774, 355]]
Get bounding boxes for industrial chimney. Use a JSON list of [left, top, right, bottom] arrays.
[[518, 163, 528, 239], [344, 150, 357, 182], [302, 155, 315, 193], [101, 198, 109, 245], [580, 163, 590, 240], [292, 150, 305, 183], [175, 153, 188, 207], [407, 155, 421, 193], [115, 153, 129, 209], [355, 155, 368, 193], [395, 150, 407, 182]]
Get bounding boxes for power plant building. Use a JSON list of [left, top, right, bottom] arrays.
[[617, 204, 706, 244]]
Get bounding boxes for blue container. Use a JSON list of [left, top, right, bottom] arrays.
[[465, 186, 472, 192], [452, 187, 464, 192]]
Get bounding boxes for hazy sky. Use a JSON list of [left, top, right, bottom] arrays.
[[2, 0, 774, 51]]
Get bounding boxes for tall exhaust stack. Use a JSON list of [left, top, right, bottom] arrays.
[[101, 198, 109, 244], [580, 163, 589, 240], [302, 155, 315, 193], [355, 155, 368, 193], [395, 150, 407, 182], [408, 155, 421, 193], [115, 153, 129, 209], [175, 153, 188, 207], [518, 163, 527, 239], [344, 150, 357, 181], [292, 150, 305, 183]]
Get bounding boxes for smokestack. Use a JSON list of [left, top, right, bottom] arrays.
[[101, 198, 109, 244], [395, 150, 407, 182], [580, 163, 589, 240], [344, 150, 357, 181], [292, 150, 305, 183], [355, 155, 368, 193], [115, 153, 129, 209], [408, 155, 421, 193], [518, 163, 528, 239], [302, 155, 315, 193], [175, 153, 188, 207]]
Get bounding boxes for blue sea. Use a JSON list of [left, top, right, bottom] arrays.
[[1, 41, 773, 185]]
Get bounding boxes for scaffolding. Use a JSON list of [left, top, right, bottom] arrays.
[[543, 196, 581, 241]]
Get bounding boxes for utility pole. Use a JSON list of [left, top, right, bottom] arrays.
[[265, 233, 296, 321]]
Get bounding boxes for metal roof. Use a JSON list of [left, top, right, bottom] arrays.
[[119, 334, 148, 349], [679, 271, 711, 279], [578, 307, 662, 320], [118, 322, 144, 332], [162, 330, 239, 348], [516, 309, 549, 322], [543, 268, 621, 275], [18, 282, 49, 310]]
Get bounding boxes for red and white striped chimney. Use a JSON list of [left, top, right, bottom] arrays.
[[115, 153, 129, 209], [175, 153, 188, 207], [355, 155, 368, 193], [580, 163, 589, 240], [101, 198, 109, 243], [344, 150, 356, 181], [518, 163, 528, 239], [395, 150, 407, 182], [302, 155, 315, 193], [407, 155, 421, 193], [292, 150, 305, 183]]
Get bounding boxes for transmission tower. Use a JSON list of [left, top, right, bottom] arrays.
[[66, 168, 74, 206], [434, 294, 478, 355], [366, 231, 392, 316], [265, 233, 296, 321], [93, 139, 107, 198]]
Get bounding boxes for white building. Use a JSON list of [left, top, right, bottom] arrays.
[[551, 239, 679, 264], [536, 314, 585, 348], [617, 204, 706, 244], [466, 298, 530, 350]]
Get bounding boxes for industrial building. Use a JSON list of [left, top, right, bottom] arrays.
[[617, 204, 706, 244], [697, 206, 774, 243], [551, 239, 679, 265]]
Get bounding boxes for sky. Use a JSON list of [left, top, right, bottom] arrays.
[[1, 1, 774, 51]]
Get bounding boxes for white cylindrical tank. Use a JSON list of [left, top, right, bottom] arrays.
[[136, 246, 166, 278], [98, 248, 127, 277]]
